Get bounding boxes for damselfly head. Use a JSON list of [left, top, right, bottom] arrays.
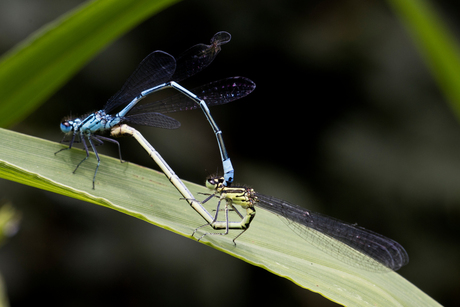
[[60, 118, 81, 134], [60, 120, 74, 133], [206, 176, 225, 190]]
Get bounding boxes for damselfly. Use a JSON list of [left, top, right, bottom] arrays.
[[56, 32, 254, 188], [193, 176, 409, 272]]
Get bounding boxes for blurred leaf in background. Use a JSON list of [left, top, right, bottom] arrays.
[[387, 0, 460, 118], [0, 203, 21, 248], [0, 0, 180, 128]]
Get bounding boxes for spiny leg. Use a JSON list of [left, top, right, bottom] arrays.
[[228, 203, 244, 219], [54, 133, 77, 155], [182, 192, 217, 209], [232, 229, 249, 246], [192, 198, 223, 238], [88, 136, 101, 189], [73, 135, 91, 174], [94, 135, 123, 163], [197, 202, 230, 241]]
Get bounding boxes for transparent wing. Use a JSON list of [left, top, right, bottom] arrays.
[[104, 51, 176, 113], [171, 31, 231, 82], [255, 193, 409, 271], [123, 112, 180, 129], [129, 77, 255, 115]]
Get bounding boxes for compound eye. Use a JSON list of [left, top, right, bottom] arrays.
[[206, 177, 226, 189], [205, 179, 217, 189], [60, 121, 73, 133]]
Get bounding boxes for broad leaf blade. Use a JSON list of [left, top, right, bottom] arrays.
[[0, 128, 440, 306]]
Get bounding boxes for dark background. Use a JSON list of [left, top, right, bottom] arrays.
[[1, 0, 460, 306]]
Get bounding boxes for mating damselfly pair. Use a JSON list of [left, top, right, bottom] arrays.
[[56, 32, 409, 272]]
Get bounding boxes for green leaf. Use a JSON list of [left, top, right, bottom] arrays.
[[0, 128, 440, 306], [386, 0, 460, 119], [0, 0, 180, 128]]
